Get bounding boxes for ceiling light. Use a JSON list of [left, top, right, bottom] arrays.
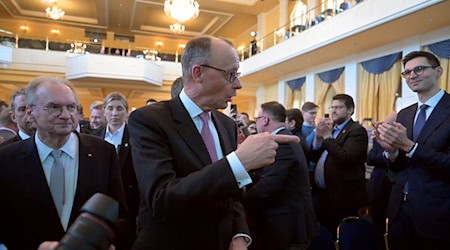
[[20, 25, 29, 31], [46, 5, 65, 20], [170, 23, 185, 33], [164, 0, 199, 23], [51, 28, 60, 34]]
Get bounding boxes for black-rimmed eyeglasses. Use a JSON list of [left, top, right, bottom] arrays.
[[401, 65, 437, 79], [200, 64, 241, 83]]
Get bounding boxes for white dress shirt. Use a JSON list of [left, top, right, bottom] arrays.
[[179, 89, 252, 188], [104, 122, 125, 153]]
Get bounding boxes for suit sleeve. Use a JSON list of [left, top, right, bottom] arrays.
[[128, 107, 244, 221], [321, 125, 368, 170]]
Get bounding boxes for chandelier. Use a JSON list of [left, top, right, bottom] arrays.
[[170, 23, 185, 33], [46, 5, 65, 20], [164, 0, 199, 23]]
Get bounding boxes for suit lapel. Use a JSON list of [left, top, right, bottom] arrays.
[[118, 125, 130, 170], [403, 104, 418, 140], [335, 119, 353, 142], [418, 93, 450, 142], [70, 134, 95, 223], [212, 110, 234, 155], [171, 97, 212, 166], [23, 137, 64, 231]]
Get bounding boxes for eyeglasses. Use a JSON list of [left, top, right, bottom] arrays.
[[329, 105, 346, 111], [255, 115, 267, 121], [401, 65, 437, 79], [200, 64, 241, 83], [31, 103, 78, 116]]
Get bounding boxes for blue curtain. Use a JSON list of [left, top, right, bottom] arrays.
[[428, 39, 450, 59], [287, 76, 306, 90], [318, 67, 344, 83], [361, 52, 402, 74]]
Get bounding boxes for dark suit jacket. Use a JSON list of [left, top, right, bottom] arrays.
[[311, 119, 368, 210], [0, 133, 126, 250], [92, 125, 140, 225], [0, 134, 21, 147], [387, 92, 450, 240], [367, 140, 393, 203], [245, 128, 318, 249], [128, 97, 249, 250]]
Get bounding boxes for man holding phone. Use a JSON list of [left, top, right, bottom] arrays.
[[311, 94, 368, 238]]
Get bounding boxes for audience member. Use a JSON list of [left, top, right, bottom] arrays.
[[0, 88, 35, 146], [89, 100, 106, 132], [75, 104, 90, 133], [301, 102, 319, 146], [367, 111, 397, 249], [145, 98, 157, 106], [171, 77, 183, 98], [286, 108, 310, 159], [311, 94, 368, 238], [127, 36, 299, 250], [375, 51, 450, 250], [247, 120, 257, 135], [0, 107, 18, 142], [92, 92, 139, 246], [0, 100, 8, 115], [245, 101, 318, 250], [0, 76, 127, 250]]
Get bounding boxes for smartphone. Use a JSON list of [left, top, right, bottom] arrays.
[[324, 113, 330, 118]]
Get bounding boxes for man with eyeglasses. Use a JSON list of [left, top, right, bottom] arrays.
[[128, 36, 300, 250], [311, 94, 368, 239], [0, 76, 127, 250], [375, 51, 450, 250]]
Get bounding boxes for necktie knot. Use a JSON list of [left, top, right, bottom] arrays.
[[419, 104, 429, 112], [199, 112, 210, 124], [51, 149, 63, 159]]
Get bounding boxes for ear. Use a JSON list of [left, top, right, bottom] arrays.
[[26, 106, 35, 123], [9, 111, 18, 124], [288, 119, 296, 129], [191, 65, 203, 82], [436, 66, 443, 79]]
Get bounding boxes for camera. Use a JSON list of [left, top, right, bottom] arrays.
[[56, 193, 119, 250]]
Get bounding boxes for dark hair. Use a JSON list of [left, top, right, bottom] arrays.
[[146, 98, 157, 104], [301, 102, 318, 112], [240, 112, 249, 119], [260, 101, 286, 123], [402, 51, 440, 67], [333, 94, 355, 114], [286, 108, 304, 131], [77, 104, 84, 115]]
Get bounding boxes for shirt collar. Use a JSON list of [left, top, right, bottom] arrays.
[[105, 122, 126, 137], [418, 89, 445, 109], [180, 89, 208, 119], [18, 130, 31, 140], [271, 127, 285, 135], [35, 132, 77, 161], [334, 118, 351, 133]]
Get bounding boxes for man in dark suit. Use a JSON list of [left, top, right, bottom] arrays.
[[376, 51, 450, 249], [245, 101, 318, 250], [0, 76, 126, 250], [311, 94, 368, 238], [128, 36, 299, 250]]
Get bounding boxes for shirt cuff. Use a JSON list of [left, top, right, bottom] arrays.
[[406, 143, 418, 158], [226, 152, 252, 189], [383, 149, 399, 162], [232, 233, 252, 246]]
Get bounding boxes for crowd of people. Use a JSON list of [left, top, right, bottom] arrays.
[[0, 36, 448, 250]]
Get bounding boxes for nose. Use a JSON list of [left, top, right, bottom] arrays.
[[233, 78, 242, 89], [59, 106, 71, 118]]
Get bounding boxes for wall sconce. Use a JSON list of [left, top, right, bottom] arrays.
[[20, 25, 29, 32], [51, 28, 60, 34]]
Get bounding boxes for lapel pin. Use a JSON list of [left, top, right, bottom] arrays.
[[124, 143, 129, 147], [87, 153, 93, 158]]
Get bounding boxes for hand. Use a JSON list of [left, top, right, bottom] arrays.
[[237, 133, 246, 145], [38, 241, 58, 250], [376, 122, 414, 152], [229, 237, 248, 250], [315, 118, 332, 138], [235, 132, 300, 171]]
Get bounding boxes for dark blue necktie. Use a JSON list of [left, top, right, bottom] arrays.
[[412, 104, 429, 141]]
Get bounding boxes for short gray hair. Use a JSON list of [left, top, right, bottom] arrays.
[[26, 76, 79, 105]]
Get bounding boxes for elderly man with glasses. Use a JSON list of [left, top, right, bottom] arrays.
[[0, 76, 127, 250], [128, 36, 300, 250], [375, 51, 450, 250]]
